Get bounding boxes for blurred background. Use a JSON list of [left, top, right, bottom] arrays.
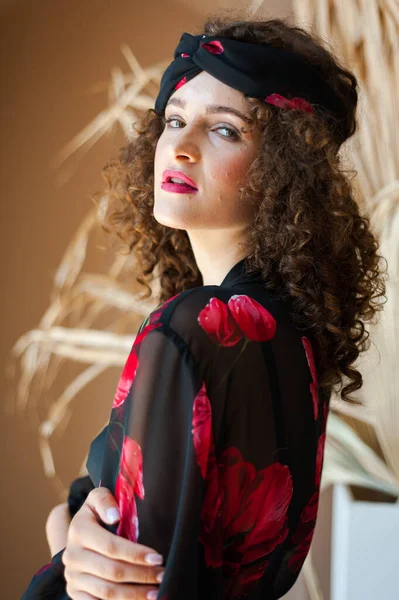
[[1, 1, 398, 599]]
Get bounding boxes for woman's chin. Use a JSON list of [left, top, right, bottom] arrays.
[[152, 210, 190, 230]]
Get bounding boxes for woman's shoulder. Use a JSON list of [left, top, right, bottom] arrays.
[[160, 283, 294, 328], [152, 282, 303, 354]]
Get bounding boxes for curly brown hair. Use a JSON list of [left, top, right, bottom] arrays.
[[99, 14, 388, 405]]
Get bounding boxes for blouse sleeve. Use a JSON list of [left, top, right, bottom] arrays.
[[66, 422, 109, 518], [99, 325, 210, 598]]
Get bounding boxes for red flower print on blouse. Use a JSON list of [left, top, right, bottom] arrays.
[[112, 350, 138, 409], [113, 297, 172, 410], [301, 337, 318, 384], [175, 76, 187, 90], [192, 382, 213, 479], [301, 336, 319, 420], [181, 52, 190, 58], [198, 295, 276, 347], [191, 384, 294, 595], [198, 297, 243, 346], [265, 93, 314, 114], [200, 40, 224, 54], [202, 448, 293, 596], [115, 435, 144, 542], [228, 295, 277, 342]]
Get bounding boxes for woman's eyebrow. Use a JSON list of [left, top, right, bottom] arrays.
[[166, 97, 253, 124]]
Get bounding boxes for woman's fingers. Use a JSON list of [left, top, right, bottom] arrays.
[[66, 571, 160, 600], [85, 487, 122, 526], [63, 546, 164, 585], [70, 490, 164, 567], [63, 486, 165, 598]]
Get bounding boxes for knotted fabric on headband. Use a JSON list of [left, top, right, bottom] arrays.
[[155, 32, 346, 129]]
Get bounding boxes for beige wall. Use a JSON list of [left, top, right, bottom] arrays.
[[0, 2, 333, 599]]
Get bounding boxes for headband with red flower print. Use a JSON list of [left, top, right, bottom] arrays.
[[155, 33, 346, 131]]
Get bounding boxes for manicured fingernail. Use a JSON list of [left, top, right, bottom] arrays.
[[106, 508, 120, 523], [147, 591, 158, 600], [156, 571, 164, 583], [145, 553, 163, 565]]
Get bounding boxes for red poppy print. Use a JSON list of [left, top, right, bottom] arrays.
[[200, 40, 224, 54], [198, 297, 243, 346], [113, 296, 172, 410], [309, 382, 319, 419], [192, 382, 213, 479], [301, 336, 319, 420], [175, 76, 187, 90], [301, 337, 318, 384], [112, 350, 138, 409], [265, 93, 314, 114], [181, 52, 190, 58], [200, 445, 293, 597], [115, 435, 144, 542], [191, 382, 223, 546], [228, 295, 277, 342]]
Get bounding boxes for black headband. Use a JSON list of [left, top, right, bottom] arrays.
[[155, 32, 346, 134]]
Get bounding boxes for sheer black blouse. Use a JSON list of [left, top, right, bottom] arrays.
[[21, 256, 330, 599]]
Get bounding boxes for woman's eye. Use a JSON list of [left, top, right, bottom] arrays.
[[216, 126, 239, 140], [164, 117, 184, 128], [163, 117, 239, 140]]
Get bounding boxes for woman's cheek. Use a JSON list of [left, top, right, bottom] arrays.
[[212, 153, 246, 187]]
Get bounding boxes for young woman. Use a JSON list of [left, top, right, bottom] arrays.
[[22, 15, 386, 600]]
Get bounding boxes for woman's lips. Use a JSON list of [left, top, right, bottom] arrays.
[[162, 169, 198, 189], [161, 182, 199, 194]]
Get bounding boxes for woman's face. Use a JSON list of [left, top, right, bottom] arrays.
[[153, 71, 261, 231]]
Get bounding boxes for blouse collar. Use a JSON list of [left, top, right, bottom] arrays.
[[220, 256, 264, 288]]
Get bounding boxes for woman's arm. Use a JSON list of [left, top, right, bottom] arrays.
[[45, 502, 71, 557]]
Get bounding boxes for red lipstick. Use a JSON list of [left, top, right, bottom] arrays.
[[161, 170, 198, 194]]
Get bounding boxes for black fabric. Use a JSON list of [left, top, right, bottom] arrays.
[[67, 475, 95, 519], [154, 32, 346, 135], [21, 256, 331, 599], [85, 424, 108, 489]]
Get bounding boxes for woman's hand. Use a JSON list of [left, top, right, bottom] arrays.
[[63, 487, 165, 600]]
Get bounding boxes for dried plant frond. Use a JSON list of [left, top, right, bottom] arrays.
[[5, 50, 162, 496], [52, 47, 169, 184]]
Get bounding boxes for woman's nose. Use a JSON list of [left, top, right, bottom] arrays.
[[171, 128, 201, 162]]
